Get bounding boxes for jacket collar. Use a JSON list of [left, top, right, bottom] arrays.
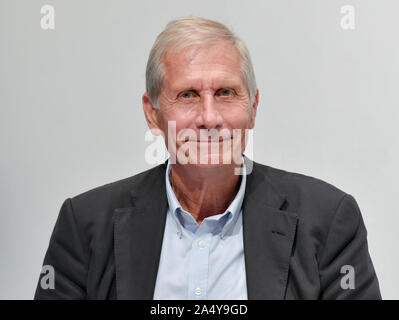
[[113, 156, 298, 299]]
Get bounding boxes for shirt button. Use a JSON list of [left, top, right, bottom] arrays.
[[194, 287, 202, 296], [198, 240, 206, 248]]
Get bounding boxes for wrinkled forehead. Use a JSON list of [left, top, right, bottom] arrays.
[[161, 42, 243, 87]]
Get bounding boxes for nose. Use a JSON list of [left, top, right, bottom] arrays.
[[195, 94, 223, 130]]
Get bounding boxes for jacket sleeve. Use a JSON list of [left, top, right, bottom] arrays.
[[34, 198, 89, 299], [318, 193, 381, 299]]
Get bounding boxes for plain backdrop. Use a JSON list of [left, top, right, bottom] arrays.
[[1, 0, 398, 299]]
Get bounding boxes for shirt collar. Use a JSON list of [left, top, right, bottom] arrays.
[[165, 157, 247, 239]]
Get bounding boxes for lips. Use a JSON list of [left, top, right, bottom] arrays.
[[190, 138, 233, 142], [196, 139, 231, 142], [179, 136, 233, 143]]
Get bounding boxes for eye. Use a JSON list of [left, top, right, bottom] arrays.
[[217, 88, 233, 96], [180, 91, 196, 99]]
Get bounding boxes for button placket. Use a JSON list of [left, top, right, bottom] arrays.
[[187, 223, 212, 299]]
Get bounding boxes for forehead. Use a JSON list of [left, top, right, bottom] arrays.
[[161, 42, 243, 88]]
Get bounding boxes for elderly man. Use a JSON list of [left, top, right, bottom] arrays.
[[35, 17, 381, 300]]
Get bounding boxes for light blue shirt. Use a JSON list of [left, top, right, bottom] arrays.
[[153, 159, 248, 300]]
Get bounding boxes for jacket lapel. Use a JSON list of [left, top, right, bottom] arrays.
[[113, 162, 168, 300], [243, 157, 298, 299], [113, 157, 298, 300]]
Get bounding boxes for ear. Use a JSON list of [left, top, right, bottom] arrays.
[[142, 93, 163, 136], [249, 89, 259, 129]]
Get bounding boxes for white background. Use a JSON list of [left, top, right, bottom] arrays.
[[1, 0, 398, 299]]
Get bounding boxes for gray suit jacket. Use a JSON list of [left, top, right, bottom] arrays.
[[34, 157, 381, 299]]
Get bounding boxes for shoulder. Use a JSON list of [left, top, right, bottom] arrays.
[[251, 160, 363, 248], [253, 160, 347, 198], [251, 160, 350, 221], [66, 162, 167, 224]]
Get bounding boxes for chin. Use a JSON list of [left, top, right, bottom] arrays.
[[186, 153, 238, 168]]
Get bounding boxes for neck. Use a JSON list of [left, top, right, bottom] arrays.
[[170, 162, 242, 225]]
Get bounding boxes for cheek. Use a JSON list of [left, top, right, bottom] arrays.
[[160, 111, 196, 141], [222, 109, 252, 129], [218, 98, 252, 125], [171, 113, 196, 131]]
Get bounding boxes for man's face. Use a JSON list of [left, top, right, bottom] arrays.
[[144, 41, 258, 167]]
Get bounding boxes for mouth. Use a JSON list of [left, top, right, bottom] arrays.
[[186, 137, 233, 142]]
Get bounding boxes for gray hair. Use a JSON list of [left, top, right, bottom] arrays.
[[145, 16, 257, 109]]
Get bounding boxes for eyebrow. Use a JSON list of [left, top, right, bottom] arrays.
[[171, 79, 243, 93]]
